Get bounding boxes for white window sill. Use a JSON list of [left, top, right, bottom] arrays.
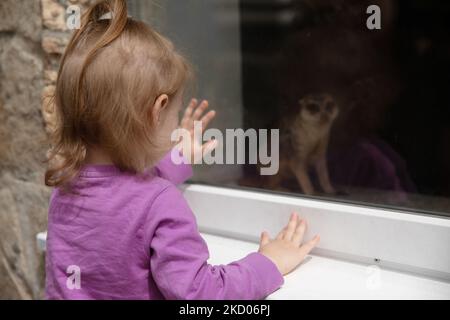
[[183, 184, 450, 281], [202, 232, 450, 300], [36, 230, 450, 299]]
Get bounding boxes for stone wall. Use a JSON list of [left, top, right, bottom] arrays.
[[0, 0, 93, 300]]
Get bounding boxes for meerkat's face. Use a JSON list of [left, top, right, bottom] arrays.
[[298, 93, 339, 127]]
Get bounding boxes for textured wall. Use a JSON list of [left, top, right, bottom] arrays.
[[0, 0, 92, 300]]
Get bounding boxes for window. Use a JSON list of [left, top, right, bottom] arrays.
[[129, 0, 450, 218]]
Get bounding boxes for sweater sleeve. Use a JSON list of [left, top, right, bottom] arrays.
[[154, 149, 193, 185], [147, 185, 284, 300]]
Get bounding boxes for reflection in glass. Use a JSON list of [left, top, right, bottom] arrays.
[[130, 0, 450, 216]]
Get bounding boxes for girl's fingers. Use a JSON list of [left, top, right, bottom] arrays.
[[181, 99, 213, 130], [181, 99, 197, 127], [185, 99, 197, 118], [298, 235, 320, 258], [292, 219, 306, 246], [277, 212, 296, 240], [200, 110, 216, 131], [260, 231, 271, 247], [283, 212, 298, 241], [192, 100, 209, 120], [276, 227, 286, 240]]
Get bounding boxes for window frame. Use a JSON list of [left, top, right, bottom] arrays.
[[182, 183, 450, 281]]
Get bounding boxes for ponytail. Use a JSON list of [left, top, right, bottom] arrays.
[[46, 0, 129, 188], [65, 0, 129, 121]]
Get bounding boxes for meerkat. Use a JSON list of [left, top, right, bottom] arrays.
[[268, 93, 339, 195]]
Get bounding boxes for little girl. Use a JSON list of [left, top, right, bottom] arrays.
[[45, 0, 320, 300]]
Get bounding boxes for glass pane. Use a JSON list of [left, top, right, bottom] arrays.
[[129, 0, 450, 217]]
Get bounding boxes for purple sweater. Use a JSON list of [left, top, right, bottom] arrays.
[[45, 151, 284, 299]]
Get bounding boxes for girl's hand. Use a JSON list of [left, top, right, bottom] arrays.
[[258, 212, 320, 275], [178, 99, 217, 164]]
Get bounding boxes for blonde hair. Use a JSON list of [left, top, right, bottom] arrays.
[[45, 0, 191, 188]]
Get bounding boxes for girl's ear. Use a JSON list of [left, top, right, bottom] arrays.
[[152, 94, 169, 125]]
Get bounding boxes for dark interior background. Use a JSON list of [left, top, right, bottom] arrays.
[[239, 0, 450, 204]]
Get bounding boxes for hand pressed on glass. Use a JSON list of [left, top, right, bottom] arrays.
[[177, 98, 218, 164], [258, 212, 320, 275]]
